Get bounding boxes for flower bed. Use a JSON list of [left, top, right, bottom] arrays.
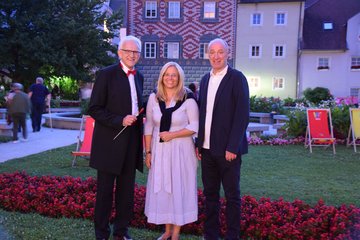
[[0, 172, 359, 238]]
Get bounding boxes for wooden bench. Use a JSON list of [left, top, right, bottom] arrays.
[[249, 112, 273, 124]]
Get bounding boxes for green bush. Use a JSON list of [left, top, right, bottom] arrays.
[[250, 95, 282, 113], [285, 108, 307, 137], [331, 106, 350, 139], [283, 97, 296, 107], [80, 99, 90, 115], [0, 91, 6, 108], [50, 98, 61, 108], [303, 87, 333, 105]]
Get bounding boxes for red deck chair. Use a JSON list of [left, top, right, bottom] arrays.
[[305, 109, 336, 154], [71, 115, 95, 167]]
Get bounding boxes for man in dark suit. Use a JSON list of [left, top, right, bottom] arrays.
[[88, 35, 144, 240], [196, 38, 249, 240]]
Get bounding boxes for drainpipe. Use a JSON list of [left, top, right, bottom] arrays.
[[296, 1, 304, 98]]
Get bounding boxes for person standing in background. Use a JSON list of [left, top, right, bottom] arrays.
[[88, 35, 144, 240], [8, 83, 31, 143], [28, 77, 51, 132], [188, 82, 199, 102], [196, 38, 249, 240]]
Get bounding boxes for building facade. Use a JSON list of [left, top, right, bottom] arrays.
[[299, 0, 360, 100], [124, 0, 237, 97], [236, 0, 305, 99]]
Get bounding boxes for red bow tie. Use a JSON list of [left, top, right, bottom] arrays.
[[127, 69, 136, 76]]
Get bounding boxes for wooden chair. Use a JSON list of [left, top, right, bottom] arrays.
[[305, 109, 336, 154], [71, 115, 95, 167], [346, 108, 360, 152]]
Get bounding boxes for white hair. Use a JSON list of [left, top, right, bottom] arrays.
[[118, 35, 142, 52], [208, 38, 229, 51], [36, 77, 44, 84]]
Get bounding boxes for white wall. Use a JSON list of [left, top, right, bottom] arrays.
[[236, 2, 304, 98], [299, 13, 360, 98]]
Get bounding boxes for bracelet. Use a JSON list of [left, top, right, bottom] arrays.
[[146, 150, 151, 155]]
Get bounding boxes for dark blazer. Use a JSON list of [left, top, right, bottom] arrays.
[[197, 66, 249, 156], [88, 63, 144, 174]]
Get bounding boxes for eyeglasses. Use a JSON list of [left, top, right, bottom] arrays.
[[208, 51, 227, 57], [164, 73, 178, 78], [120, 49, 141, 56]]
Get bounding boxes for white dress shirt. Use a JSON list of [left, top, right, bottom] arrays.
[[203, 66, 228, 149], [121, 61, 139, 115]]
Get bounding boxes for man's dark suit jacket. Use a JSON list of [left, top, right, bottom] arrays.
[[88, 63, 144, 174], [197, 66, 249, 156]]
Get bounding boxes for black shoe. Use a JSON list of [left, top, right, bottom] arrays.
[[114, 233, 133, 240]]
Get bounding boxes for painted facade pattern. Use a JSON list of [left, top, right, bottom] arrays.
[[126, 0, 236, 96], [128, 0, 236, 60]]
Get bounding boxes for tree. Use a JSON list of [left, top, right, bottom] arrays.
[[0, 0, 122, 88]]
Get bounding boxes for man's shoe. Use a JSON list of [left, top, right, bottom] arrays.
[[12, 140, 19, 143], [113, 233, 133, 240]]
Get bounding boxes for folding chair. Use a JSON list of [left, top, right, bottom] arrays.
[[346, 108, 360, 152], [71, 115, 95, 167], [305, 109, 336, 154]]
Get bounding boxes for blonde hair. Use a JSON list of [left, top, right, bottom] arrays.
[[156, 62, 186, 102]]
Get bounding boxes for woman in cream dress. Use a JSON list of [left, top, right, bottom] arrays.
[[144, 62, 199, 240]]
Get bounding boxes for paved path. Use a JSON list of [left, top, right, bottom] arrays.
[[0, 118, 78, 238], [0, 119, 78, 163]]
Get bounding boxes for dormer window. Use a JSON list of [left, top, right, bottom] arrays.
[[323, 22, 333, 30]]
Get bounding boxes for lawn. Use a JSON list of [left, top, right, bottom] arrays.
[[0, 144, 359, 239]]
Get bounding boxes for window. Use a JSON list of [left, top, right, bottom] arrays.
[[144, 42, 156, 59], [351, 57, 360, 70], [273, 45, 285, 58], [164, 42, 179, 59], [323, 22, 333, 30], [249, 45, 261, 58], [168, 1, 180, 19], [145, 1, 157, 19], [251, 13, 262, 26], [275, 12, 286, 25], [318, 57, 329, 70], [199, 43, 209, 59], [273, 77, 284, 90], [248, 77, 260, 89], [350, 88, 360, 103], [203, 2, 216, 19]]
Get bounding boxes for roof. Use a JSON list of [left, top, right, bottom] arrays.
[[239, 0, 305, 3], [304, 0, 319, 8], [301, 0, 360, 51]]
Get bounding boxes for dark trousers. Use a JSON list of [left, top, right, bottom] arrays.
[[31, 102, 44, 132], [201, 149, 242, 240], [11, 113, 27, 140], [94, 143, 138, 239]]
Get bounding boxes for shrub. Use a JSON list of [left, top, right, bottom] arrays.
[[285, 107, 307, 137], [282, 97, 295, 107], [50, 98, 61, 108], [303, 87, 333, 105], [331, 105, 350, 139], [0, 91, 6, 108], [80, 99, 90, 115], [250, 95, 282, 113]]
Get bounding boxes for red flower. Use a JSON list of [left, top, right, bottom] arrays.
[[0, 172, 359, 239]]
